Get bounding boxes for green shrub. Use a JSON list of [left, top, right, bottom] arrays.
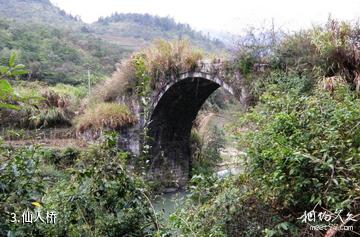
[[42, 139, 157, 236], [40, 147, 80, 168], [0, 135, 158, 236], [0, 51, 28, 110], [247, 84, 360, 211], [171, 77, 360, 236], [236, 80, 359, 235], [0, 145, 46, 236], [231, 18, 360, 102]]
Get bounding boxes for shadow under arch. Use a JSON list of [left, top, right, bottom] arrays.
[[147, 72, 235, 187]]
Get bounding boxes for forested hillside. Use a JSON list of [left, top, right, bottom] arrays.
[[0, 18, 130, 85], [92, 13, 225, 51], [0, 0, 224, 85]]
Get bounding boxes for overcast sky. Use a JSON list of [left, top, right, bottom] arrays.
[[50, 0, 360, 34]]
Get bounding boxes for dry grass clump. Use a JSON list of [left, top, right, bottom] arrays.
[[1, 89, 74, 128], [95, 39, 204, 102], [144, 39, 204, 80], [318, 76, 347, 93], [96, 59, 136, 102], [29, 90, 73, 128], [75, 102, 137, 133]]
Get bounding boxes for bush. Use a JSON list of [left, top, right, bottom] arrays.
[[0, 145, 46, 236], [20, 90, 73, 129], [231, 18, 360, 102], [0, 135, 158, 236], [42, 139, 157, 236], [191, 125, 225, 175], [1, 85, 76, 129], [247, 82, 360, 210], [40, 147, 80, 168], [171, 77, 360, 236]]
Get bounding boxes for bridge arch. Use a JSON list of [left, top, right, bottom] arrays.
[[146, 71, 236, 187]]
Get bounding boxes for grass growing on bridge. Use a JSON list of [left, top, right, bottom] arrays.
[[96, 39, 205, 102]]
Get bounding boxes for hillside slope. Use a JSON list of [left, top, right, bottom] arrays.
[[0, 0, 225, 85], [0, 0, 83, 28], [91, 13, 225, 52], [0, 18, 131, 84]]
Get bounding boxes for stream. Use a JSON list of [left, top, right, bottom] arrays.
[[152, 163, 241, 220], [153, 190, 187, 220], [152, 153, 243, 220]]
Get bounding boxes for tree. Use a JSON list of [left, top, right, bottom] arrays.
[[0, 52, 28, 110]]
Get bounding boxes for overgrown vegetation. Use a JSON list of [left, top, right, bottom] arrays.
[[75, 102, 137, 134], [190, 125, 226, 176], [2, 3, 360, 235], [228, 19, 360, 102], [1, 85, 76, 129], [0, 133, 159, 236], [171, 19, 360, 236], [97, 39, 204, 102]]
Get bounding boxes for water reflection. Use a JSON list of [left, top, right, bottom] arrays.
[[153, 190, 187, 220]]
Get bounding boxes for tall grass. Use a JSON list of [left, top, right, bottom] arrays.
[[144, 39, 204, 79], [1, 83, 75, 128], [99, 59, 136, 102], [75, 102, 137, 133]]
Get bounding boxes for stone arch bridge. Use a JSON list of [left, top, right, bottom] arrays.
[[121, 61, 249, 188]]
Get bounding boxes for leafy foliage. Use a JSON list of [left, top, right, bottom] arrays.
[[172, 75, 360, 236], [245, 82, 360, 213], [0, 51, 28, 110], [0, 134, 158, 236], [231, 18, 360, 101], [0, 144, 47, 236]]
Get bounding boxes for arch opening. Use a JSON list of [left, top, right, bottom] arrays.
[[147, 75, 234, 187]]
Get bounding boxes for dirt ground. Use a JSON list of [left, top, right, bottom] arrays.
[[4, 138, 89, 149]]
